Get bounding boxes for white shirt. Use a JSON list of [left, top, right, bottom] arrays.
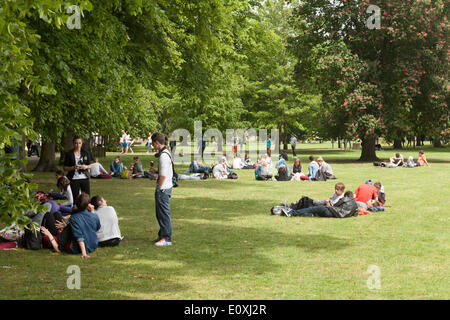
[[62, 185, 74, 207], [90, 162, 107, 177], [329, 192, 344, 206], [73, 154, 88, 180], [321, 161, 334, 175], [95, 206, 122, 242], [213, 163, 227, 179], [158, 150, 173, 190], [232, 157, 243, 169], [290, 136, 297, 146]]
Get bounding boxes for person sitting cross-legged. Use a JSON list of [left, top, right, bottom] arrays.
[[255, 159, 273, 181], [212, 157, 229, 179], [110, 156, 125, 177], [129, 156, 144, 179], [232, 153, 245, 170]]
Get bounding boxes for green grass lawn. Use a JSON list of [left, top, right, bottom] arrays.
[[1, 143, 449, 299]]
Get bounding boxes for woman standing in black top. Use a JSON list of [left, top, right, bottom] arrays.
[[63, 135, 92, 200]]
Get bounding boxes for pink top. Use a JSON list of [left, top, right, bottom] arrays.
[[418, 154, 427, 166]]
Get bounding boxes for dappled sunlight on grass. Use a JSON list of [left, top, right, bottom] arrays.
[[3, 144, 449, 299]]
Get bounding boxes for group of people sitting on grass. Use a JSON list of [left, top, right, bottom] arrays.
[[255, 154, 336, 182], [181, 152, 338, 182], [109, 156, 163, 180], [271, 180, 385, 218], [374, 150, 430, 168], [0, 191, 123, 258]]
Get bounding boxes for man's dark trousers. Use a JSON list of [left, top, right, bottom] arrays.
[[155, 188, 172, 242]]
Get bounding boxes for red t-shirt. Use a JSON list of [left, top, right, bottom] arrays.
[[42, 229, 72, 253], [417, 154, 426, 166], [354, 184, 379, 203]]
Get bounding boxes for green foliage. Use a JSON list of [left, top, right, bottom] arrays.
[[289, 0, 449, 148], [0, 0, 71, 226]]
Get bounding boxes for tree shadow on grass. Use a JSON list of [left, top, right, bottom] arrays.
[[104, 218, 351, 299]]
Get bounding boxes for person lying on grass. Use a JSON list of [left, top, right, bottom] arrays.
[[311, 182, 346, 207], [186, 158, 212, 174], [356, 198, 380, 210], [277, 188, 358, 218], [144, 160, 158, 180], [40, 192, 100, 258]]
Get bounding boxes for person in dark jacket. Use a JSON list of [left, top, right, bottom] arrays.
[[281, 189, 358, 218], [63, 134, 93, 200]]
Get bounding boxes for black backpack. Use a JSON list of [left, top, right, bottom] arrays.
[[228, 172, 238, 179], [290, 196, 314, 210]]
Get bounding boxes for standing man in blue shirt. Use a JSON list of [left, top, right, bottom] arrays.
[[152, 133, 174, 247]]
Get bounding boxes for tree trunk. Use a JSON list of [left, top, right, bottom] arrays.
[[18, 134, 27, 172], [283, 120, 288, 151], [33, 142, 57, 172], [59, 131, 74, 165], [277, 122, 282, 152], [217, 135, 223, 152], [393, 139, 403, 149], [359, 137, 379, 161], [433, 137, 442, 148], [338, 139, 341, 149]]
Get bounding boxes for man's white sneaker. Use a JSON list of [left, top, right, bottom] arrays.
[[155, 238, 172, 246], [281, 207, 292, 217]]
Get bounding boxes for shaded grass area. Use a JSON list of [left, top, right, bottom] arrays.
[[1, 144, 449, 299]]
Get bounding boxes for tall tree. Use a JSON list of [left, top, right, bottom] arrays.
[[289, 0, 449, 159]]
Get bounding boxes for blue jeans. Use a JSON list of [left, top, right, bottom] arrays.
[[144, 171, 155, 179], [155, 188, 172, 242], [291, 205, 334, 218]]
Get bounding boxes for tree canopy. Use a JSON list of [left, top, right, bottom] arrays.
[[1, 0, 448, 226]]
